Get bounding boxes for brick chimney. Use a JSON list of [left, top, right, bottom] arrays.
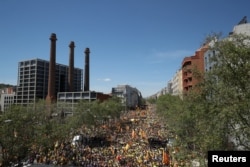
[[84, 48, 90, 91], [46, 33, 57, 104], [68, 41, 75, 92]]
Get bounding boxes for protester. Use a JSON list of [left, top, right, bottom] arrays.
[[27, 106, 171, 167]]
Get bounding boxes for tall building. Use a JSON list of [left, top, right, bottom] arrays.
[[15, 58, 82, 105]]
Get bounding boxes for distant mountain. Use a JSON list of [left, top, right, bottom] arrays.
[[0, 83, 15, 89]]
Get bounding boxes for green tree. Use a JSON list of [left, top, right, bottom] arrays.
[[74, 97, 123, 127], [0, 101, 72, 164], [155, 33, 250, 164], [147, 97, 157, 104], [100, 96, 123, 119], [0, 105, 37, 164], [204, 33, 250, 150]]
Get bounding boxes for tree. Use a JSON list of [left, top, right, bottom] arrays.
[[74, 97, 123, 128], [204, 33, 250, 150], [0, 101, 73, 165], [0, 105, 37, 165], [155, 34, 250, 165], [147, 97, 157, 104], [100, 96, 123, 119]]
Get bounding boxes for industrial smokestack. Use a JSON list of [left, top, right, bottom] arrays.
[[84, 48, 90, 91], [68, 41, 75, 92], [46, 33, 57, 104]]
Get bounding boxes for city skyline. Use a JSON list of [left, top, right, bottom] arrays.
[[1, 0, 250, 97]]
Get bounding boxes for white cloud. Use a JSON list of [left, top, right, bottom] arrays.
[[97, 78, 111, 82], [104, 78, 111, 82]]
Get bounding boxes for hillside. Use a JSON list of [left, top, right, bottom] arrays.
[[0, 83, 15, 89]]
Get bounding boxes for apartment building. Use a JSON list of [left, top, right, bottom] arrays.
[[182, 45, 208, 93], [171, 69, 183, 97]]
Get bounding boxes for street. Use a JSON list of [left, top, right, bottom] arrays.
[[12, 105, 171, 167]]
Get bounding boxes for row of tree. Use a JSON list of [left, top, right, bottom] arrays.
[[154, 34, 250, 163], [0, 97, 123, 165]]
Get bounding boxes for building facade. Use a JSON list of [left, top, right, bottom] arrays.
[[171, 69, 183, 97], [111, 85, 142, 110], [182, 45, 208, 93], [232, 18, 250, 36], [0, 87, 16, 112], [205, 18, 250, 72], [204, 49, 217, 72], [57, 91, 111, 112], [15, 58, 82, 105], [0, 94, 15, 112]]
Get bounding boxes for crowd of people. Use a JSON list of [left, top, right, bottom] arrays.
[[26, 105, 174, 167]]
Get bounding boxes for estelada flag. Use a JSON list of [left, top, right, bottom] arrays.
[[142, 130, 147, 139], [162, 150, 170, 165], [145, 151, 150, 161], [124, 143, 130, 151], [131, 129, 135, 138]]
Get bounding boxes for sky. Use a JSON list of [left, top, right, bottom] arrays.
[[1, 0, 250, 97]]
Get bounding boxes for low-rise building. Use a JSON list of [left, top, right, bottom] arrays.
[[57, 91, 111, 112], [0, 87, 16, 112], [0, 93, 15, 112]]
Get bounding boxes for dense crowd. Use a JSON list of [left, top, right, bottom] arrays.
[[23, 106, 173, 166]]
